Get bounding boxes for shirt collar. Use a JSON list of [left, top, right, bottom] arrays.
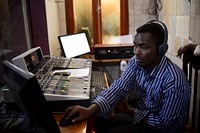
[[137, 56, 167, 78]]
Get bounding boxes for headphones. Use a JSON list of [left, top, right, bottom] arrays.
[[146, 20, 168, 56]]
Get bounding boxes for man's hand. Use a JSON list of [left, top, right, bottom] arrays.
[[64, 104, 99, 123], [177, 43, 196, 58]]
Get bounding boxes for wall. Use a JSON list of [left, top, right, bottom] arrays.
[[45, 0, 66, 56], [161, 0, 190, 68], [128, 0, 157, 35], [161, 0, 200, 131]]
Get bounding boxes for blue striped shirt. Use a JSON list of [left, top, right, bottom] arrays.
[[93, 56, 191, 133]]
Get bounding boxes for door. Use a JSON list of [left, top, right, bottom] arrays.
[[65, 0, 128, 47]]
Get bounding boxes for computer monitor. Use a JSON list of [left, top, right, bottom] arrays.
[[2, 60, 61, 133], [58, 32, 91, 58], [12, 47, 44, 73]]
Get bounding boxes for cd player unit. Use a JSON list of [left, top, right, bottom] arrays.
[[94, 44, 134, 59]]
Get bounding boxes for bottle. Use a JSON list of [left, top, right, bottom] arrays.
[[120, 60, 127, 75]]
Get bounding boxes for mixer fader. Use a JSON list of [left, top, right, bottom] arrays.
[[48, 57, 92, 70]]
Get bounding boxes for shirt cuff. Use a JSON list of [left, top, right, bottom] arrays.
[[92, 96, 112, 118]]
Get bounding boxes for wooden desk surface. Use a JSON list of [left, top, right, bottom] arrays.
[[53, 113, 87, 133]]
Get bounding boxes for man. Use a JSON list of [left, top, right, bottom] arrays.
[[64, 20, 191, 133]]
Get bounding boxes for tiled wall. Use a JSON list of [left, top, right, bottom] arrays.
[[161, 0, 200, 131], [162, 0, 200, 68]]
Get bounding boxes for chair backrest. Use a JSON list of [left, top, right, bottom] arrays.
[[182, 51, 200, 133]]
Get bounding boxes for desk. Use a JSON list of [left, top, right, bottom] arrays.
[[53, 113, 87, 133]]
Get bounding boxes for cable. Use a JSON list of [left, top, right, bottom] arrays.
[[99, 60, 113, 84], [147, 0, 162, 20], [156, 0, 162, 11]]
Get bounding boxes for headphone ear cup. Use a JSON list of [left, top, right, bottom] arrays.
[[146, 20, 168, 56], [159, 43, 168, 56]]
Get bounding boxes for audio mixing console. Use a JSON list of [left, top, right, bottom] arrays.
[[35, 57, 92, 100]]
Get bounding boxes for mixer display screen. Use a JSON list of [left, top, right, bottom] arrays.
[[24, 49, 42, 71]]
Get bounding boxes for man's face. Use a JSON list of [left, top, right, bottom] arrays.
[[133, 32, 161, 70]]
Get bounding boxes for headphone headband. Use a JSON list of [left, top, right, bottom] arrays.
[[147, 20, 168, 45]]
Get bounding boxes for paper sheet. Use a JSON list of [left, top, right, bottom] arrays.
[[53, 68, 90, 77]]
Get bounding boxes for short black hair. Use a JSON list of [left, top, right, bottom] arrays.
[[136, 22, 165, 48]]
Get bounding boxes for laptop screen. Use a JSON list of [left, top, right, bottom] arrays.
[[58, 32, 91, 58]]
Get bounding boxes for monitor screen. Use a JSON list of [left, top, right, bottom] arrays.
[[24, 47, 43, 72], [12, 47, 44, 73], [58, 32, 90, 58], [2, 60, 61, 133]]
